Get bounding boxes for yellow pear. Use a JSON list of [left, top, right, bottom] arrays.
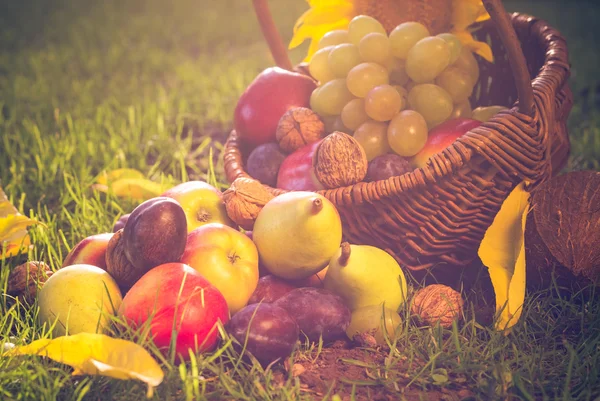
[[253, 191, 342, 280], [324, 242, 407, 311]]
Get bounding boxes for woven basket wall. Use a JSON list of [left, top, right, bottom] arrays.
[[224, 12, 573, 273]]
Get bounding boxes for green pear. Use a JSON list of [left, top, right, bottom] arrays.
[[324, 242, 407, 311]]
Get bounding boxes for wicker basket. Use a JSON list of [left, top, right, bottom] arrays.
[[223, 0, 572, 273]]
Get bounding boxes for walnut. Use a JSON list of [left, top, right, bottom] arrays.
[[313, 131, 368, 189], [105, 228, 139, 292], [7, 261, 53, 303], [411, 284, 464, 328], [276, 107, 326, 153], [223, 177, 274, 231]]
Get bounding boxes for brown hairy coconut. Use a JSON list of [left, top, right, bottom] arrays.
[[524, 171, 600, 294]]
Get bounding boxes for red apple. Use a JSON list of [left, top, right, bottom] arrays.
[[180, 223, 259, 314], [234, 67, 317, 147], [276, 140, 325, 191], [118, 262, 229, 359], [411, 118, 482, 168], [62, 233, 113, 270]]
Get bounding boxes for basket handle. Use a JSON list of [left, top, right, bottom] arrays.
[[252, 0, 535, 116], [481, 0, 534, 116]]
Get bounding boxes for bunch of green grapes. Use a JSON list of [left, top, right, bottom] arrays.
[[308, 15, 482, 162]]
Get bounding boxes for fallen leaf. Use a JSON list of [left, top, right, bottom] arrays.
[[0, 187, 38, 258], [93, 168, 171, 202], [7, 333, 164, 398], [478, 182, 529, 333]]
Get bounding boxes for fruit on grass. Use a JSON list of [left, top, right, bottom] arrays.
[[7, 261, 53, 304], [407, 83, 453, 128], [410, 118, 481, 168], [234, 67, 317, 147], [472, 105, 508, 122], [341, 98, 369, 131], [348, 15, 386, 45], [328, 44, 362, 78], [62, 233, 113, 270], [387, 110, 429, 157], [38, 264, 122, 337], [364, 84, 403, 121], [180, 223, 259, 314], [276, 107, 326, 153], [310, 78, 355, 116], [274, 287, 351, 343], [324, 242, 407, 311], [365, 153, 412, 182], [405, 36, 451, 83], [253, 192, 342, 280], [119, 263, 229, 359], [276, 140, 325, 191], [346, 62, 389, 98], [411, 284, 463, 328], [112, 214, 130, 232], [358, 33, 391, 66], [353, 120, 392, 161], [246, 143, 287, 186], [389, 22, 430, 59], [227, 303, 299, 365], [105, 197, 187, 291], [346, 305, 402, 345], [161, 181, 234, 232], [247, 275, 297, 305]]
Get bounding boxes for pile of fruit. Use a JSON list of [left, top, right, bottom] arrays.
[[9, 179, 464, 364], [235, 15, 508, 189]]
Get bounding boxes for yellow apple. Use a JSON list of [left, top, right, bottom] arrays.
[[180, 223, 259, 313], [37, 264, 123, 337], [161, 181, 235, 232]]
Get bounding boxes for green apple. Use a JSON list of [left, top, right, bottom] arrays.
[[37, 264, 123, 337], [161, 181, 235, 232]]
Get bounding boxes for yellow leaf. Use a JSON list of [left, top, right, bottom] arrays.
[[0, 187, 38, 258], [93, 169, 171, 202], [8, 333, 164, 398], [478, 182, 529, 333], [452, 30, 494, 62]]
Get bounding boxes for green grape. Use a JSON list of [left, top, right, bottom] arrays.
[[392, 85, 408, 110], [348, 15, 386, 45], [472, 105, 508, 122], [405, 37, 451, 83], [407, 84, 453, 128], [309, 46, 336, 83], [314, 78, 355, 115], [346, 305, 402, 345], [365, 84, 403, 122], [449, 99, 473, 119], [452, 47, 480, 85], [346, 62, 389, 98], [387, 58, 410, 86], [389, 22, 430, 59], [310, 87, 325, 115], [358, 33, 391, 65], [341, 98, 369, 131], [353, 120, 391, 161], [435, 66, 475, 102], [318, 30, 349, 49], [437, 33, 463, 64], [387, 110, 428, 157], [328, 44, 362, 78]]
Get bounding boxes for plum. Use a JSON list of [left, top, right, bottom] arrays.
[[247, 275, 297, 304], [366, 153, 412, 182], [274, 287, 351, 343], [113, 213, 130, 233], [123, 197, 187, 271], [227, 303, 299, 365], [246, 143, 287, 187]]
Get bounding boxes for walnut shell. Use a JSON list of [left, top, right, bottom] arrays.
[[105, 228, 140, 292], [7, 261, 53, 303], [223, 177, 274, 231], [276, 107, 326, 153], [313, 131, 368, 189], [411, 284, 464, 328]]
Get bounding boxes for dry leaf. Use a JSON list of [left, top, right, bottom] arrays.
[[478, 182, 529, 333], [0, 187, 38, 258], [93, 168, 171, 202], [7, 333, 164, 398]]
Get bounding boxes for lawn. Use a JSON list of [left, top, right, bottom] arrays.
[[1, 0, 600, 400]]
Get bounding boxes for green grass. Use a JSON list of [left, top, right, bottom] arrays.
[[1, 0, 600, 400]]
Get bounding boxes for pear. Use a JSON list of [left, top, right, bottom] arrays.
[[324, 242, 407, 311], [253, 192, 342, 280]]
